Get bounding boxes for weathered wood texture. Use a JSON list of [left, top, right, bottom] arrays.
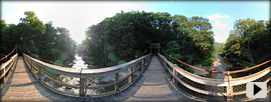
[[22, 53, 151, 97], [157, 53, 271, 101], [123, 56, 189, 101], [90, 56, 190, 101], [0, 57, 77, 101], [1, 56, 189, 101]]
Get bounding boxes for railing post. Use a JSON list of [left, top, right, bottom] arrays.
[[38, 64, 44, 78], [38, 64, 42, 78], [128, 67, 133, 83], [162, 60, 166, 68], [3, 65, 6, 82], [115, 73, 119, 91], [208, 71, 213, 78], [172, 64, 177, 84], [79, 78, 86, 96], [224, 71, 233, 101], [141, 60, 144, 72], [30, 58, 33, 71]]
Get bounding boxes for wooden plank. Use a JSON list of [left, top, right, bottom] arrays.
[[0, 57, 78, 101]]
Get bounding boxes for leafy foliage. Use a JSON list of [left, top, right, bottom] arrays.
[[81, 11, 215, 72], [222, 18, 271, 70], [0, 11, 76, 67]]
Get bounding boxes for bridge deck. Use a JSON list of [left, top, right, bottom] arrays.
[[124, 56, 188, 101], [91, 56, 190, 101], [1, 56, 189, 101], [0, 57, 77, 101]]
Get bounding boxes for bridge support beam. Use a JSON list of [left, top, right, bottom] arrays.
[[224, 73, 233, 101], [3, 65, 6, 83], [79, 78, 86, 97], [30, 60, 33, 71], [141, 60, 144, 72], [128, 67, 133, 83], [172, 64, 178, 84], [172, 69, 177, 84], [115, 73, 119, 91], [38, 64, 43, 78]]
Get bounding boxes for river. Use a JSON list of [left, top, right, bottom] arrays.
[[71, 54, 88, 69], [71, 54, 233, 79], [211, 54, 234, 79]]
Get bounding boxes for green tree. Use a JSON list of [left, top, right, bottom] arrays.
[[222, 18, 271, 71], [1, 11, 76, 67], [81, 11, 215, 70]]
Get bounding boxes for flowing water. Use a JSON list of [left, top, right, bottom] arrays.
[[57, 54, 89, 95], [72, 54, 88, 69], [211, 54, 235, 79]]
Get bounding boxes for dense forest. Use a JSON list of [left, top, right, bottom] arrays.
[[0, 11, 76, 67], [81, 11, 215, 72], [1, 11, 269, 74], [220, 18, 271, 72]]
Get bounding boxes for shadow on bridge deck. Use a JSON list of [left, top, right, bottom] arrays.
[[0, 56, 191, 102], [0, 57, 78, 101], [89, 56, 191, 102]]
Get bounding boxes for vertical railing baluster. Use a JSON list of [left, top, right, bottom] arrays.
[[40, 64, 44, 80], [115, 73, 119, 91], [38, 63, 42, 78], [3, 63, 6, 83], [79, 78, 86, 97], [225, 71, 233, 101], [172, 69, 176, 84], [141, 60, 144, 72], [128, 66, 133, 83], [30, 58, 33, 71]]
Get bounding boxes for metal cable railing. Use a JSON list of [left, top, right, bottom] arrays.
[[24, 47, 53, 64], [0, 48, 16, 62], [159, 47, 271, 74], [157, 48, 271, 101]]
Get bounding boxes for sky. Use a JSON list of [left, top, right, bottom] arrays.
[[2, 1, 270, 43]]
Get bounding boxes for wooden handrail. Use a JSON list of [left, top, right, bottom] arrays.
[[24, 53, 151, 78], [0, 53, 18, 89], [23, 53, 152, 97], [161, 49, 271, 74], [0, 48, 16, 62], [157, 53, 271, 98]]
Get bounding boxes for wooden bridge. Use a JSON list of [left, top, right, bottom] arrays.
[[0, 44, 270, 101]]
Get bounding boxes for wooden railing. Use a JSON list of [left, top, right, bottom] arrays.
[[0, 54, 18, 88], [23, 53, 151, 97], [157, 53, 271, 101]]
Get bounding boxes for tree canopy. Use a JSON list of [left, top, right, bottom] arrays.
[[221, 18, 271, 71], [81, 11, 215, 72], [0, 11, 76, 67]]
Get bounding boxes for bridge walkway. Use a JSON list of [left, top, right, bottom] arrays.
[[1, 56, 189, 101], [91, 56, 190, 101], [0, 57, 77, 101]]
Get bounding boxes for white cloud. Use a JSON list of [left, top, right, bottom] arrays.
[[213, 21, 228, 29], [206, 13, 230, 21], [206, 13, 232, 43], [206, 13, 230, 30]]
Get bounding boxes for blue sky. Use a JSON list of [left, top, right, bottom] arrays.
[[2, 1, 270, 43]]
